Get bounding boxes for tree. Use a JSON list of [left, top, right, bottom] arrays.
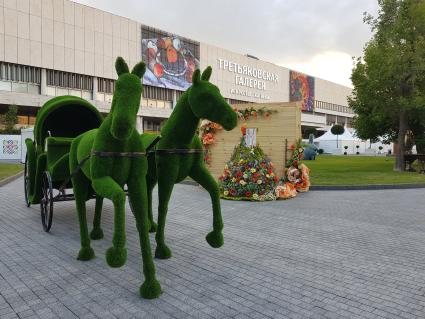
[[4, 104, 18, 133], [331, 124, 345, 148], [349, 0, 425, 171]]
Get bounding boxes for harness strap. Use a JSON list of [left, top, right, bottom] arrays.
[[155, 149, 204, 155], [57, 154, 91, 195], [92, 150, 146, 157]]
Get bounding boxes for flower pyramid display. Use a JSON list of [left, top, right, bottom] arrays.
[[218, 126, 278, 201]]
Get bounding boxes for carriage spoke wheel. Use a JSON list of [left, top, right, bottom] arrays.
[[40, 171, 54, 232], [24, 154, 31, 207]]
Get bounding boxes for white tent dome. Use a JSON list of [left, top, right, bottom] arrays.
[[314, 127, 361, 154]]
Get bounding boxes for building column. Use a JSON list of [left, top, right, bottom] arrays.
[[92, 77, 98, 101], [136, 116, 143, 133], [40, 69, 47, 95], [172, 90, 177, 109]]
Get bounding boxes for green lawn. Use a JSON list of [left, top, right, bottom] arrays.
[[304, 155, 425, 185], [0, 163, 24, 181]]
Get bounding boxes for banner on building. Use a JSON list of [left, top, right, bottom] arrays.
[[142, 36, 200, 91], [0, 135, 21, 160], [289, 71, 315, 112]]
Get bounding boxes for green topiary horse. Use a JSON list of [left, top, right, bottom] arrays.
[[141, 67, 238, 260], [69, 57, 161, 299]]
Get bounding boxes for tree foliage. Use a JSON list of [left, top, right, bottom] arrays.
[[349, 0, 425, 170], [330, 124, 345, 136], [1, 104, 19, 134], [331, 124, 345, 148]]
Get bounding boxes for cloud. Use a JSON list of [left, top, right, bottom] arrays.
[[73, 0, 379, 86], [282, 51, 355, 87]]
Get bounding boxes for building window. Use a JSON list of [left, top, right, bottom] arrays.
[[315, 99, 354, 114], [46, 70, 93, 91], [228, 98, 253, 105], [326, 114, 337, 126], [143, 85, 173, 101], [0, 62, 41, 84], [143, 117, 165, 134], [98, 77, 115, 93]]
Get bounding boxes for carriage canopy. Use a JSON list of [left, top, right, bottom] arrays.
[[34, 96, 103, 150]]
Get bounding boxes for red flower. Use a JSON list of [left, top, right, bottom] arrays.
[[274, 176, 279, 182], [230, 189, 237, 196], [290, 144, 295, 150], [241, 126, 247, 136], [245, 191, 252, 197], [293, 160, 299, 167]]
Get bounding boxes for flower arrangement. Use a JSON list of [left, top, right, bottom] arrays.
[[218, 137, 278, 201], [275, 139, 311, 199], [234, 106, 277, 121], [199, 106, 277, 165], [198, 120, 223, 164]]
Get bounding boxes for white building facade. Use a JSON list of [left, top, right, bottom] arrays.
[[0, 0, 354, 134]]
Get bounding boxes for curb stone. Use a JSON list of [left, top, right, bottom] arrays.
[[0, 170, 24, 187], [181, 179, 425, 191], [310, 183, 425, 191]]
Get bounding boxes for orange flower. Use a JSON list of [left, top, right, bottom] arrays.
[[211, 122, 223, 130], [202, 133, 214, 145]]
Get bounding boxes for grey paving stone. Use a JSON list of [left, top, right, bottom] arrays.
[[1, 178, 425, 318]]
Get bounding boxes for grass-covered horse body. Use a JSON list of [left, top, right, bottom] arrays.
[[141, 67, 237, 259], [69, 57, 161, 299]]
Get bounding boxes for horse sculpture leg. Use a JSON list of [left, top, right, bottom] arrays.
[[128, 173, 162, 299], [190, 164, 224, 248], [90, 196, 104, 240], [146, 176, 158, 233], [70, 156, 95, 260], [92, 177, 127, 268], [154, 170, 177, 259]]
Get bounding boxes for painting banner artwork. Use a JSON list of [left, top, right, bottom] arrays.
[[2, 139, 19, 155], [0, 135, 21, 160], [142, 37, 200, 91], [289, 71, 315, 112]]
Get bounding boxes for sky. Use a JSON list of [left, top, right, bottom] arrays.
[[73, 0, 380, 88]]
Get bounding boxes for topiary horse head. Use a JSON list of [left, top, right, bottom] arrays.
[[141, 67, 237, 260], [69, 57, 161, 299]]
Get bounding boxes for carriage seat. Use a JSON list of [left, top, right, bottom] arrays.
[[46, 137, 74, 182]]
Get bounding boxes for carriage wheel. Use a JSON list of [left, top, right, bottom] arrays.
[[24, 154, 31, 207], [40, 171, 54, 232]]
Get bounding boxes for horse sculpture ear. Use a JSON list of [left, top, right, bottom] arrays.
[[131, 61, 146, 79], [201, 66, 212, 81], [115, 57, 129, 76], [192, 69, 201, 85]]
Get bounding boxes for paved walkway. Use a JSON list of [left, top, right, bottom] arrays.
[[1, 178, 425, 319]]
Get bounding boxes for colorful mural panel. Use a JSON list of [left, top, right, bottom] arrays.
[[2, 139, 19, 155], [142, 36, 200, 91], [289, 71, 315, 112]]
